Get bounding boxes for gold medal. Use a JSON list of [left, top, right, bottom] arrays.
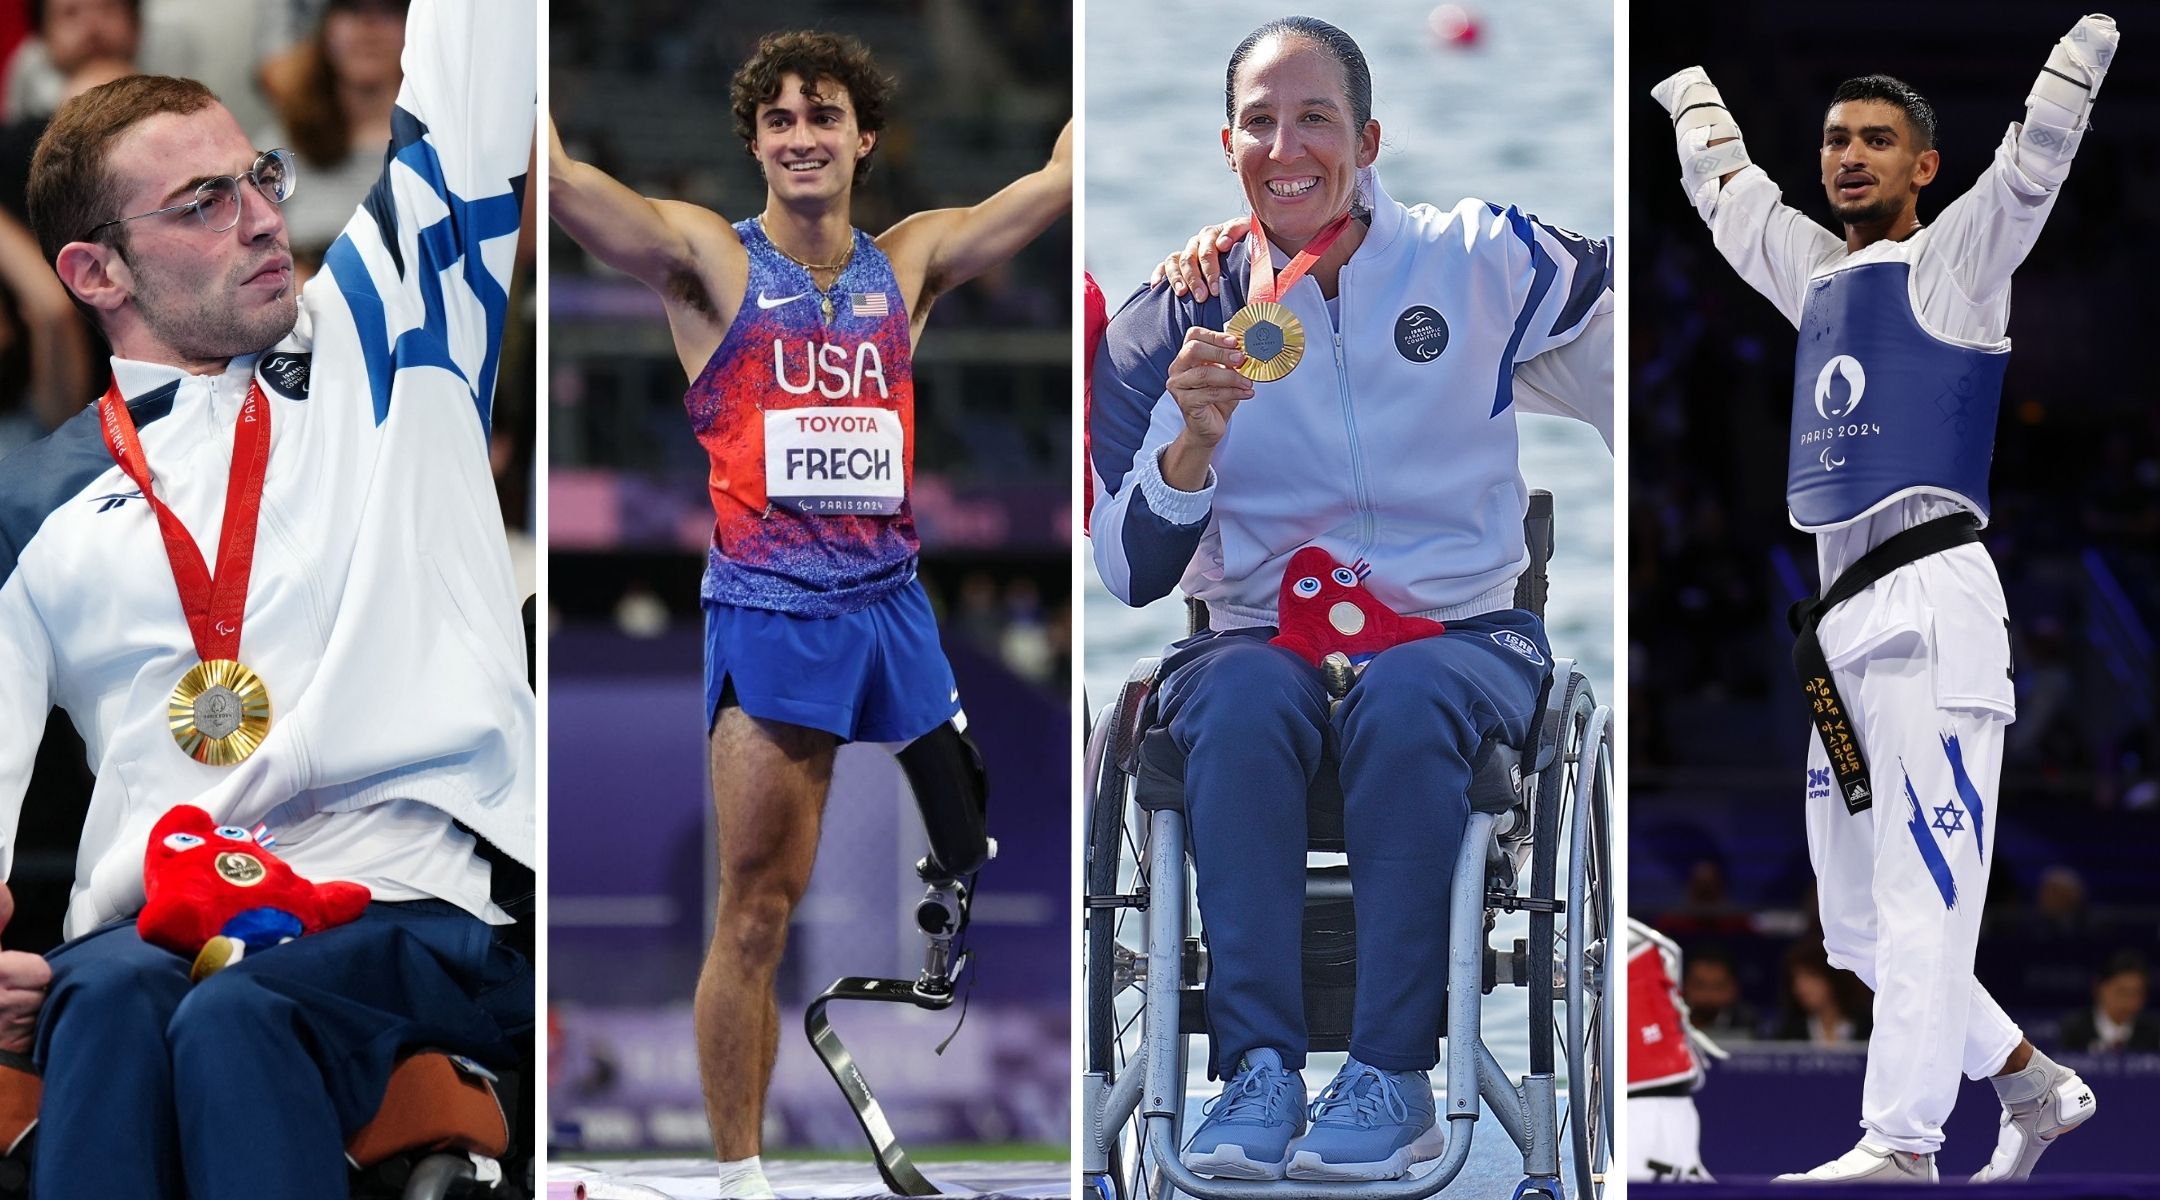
[[168, 659, 272, 766], [1226, 301, 1305, 382]]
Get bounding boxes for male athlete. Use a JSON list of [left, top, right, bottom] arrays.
[[1653, 13, 2116, 1184], [549, 30, 1069, 1198], [0, 0, 533, 1194]]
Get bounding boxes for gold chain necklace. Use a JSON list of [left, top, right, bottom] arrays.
[[756, 216, 853, 272]]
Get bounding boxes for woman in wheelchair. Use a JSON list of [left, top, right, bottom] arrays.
[[1087, 16, 1611, 1184]]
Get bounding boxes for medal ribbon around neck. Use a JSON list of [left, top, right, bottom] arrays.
[[1226, 209, 1355, 382], [99, 377, 275, 764]]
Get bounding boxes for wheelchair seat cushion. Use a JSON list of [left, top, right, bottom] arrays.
[[344, 1051, 508, 1168]]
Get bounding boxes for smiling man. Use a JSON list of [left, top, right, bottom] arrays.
[[549, 29, 1069, 1198], [1653, 13, 2117, 1185], [0, 1, 534, 1195]]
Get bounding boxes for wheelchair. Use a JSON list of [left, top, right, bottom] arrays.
[[1082, 492, 1613, 1200], [0, 963, 529, 1200]]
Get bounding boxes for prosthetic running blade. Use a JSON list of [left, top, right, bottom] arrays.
[[803, 873, 976, 1197]]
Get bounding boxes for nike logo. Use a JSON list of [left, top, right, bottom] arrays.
[[757, 292, 807, 310]]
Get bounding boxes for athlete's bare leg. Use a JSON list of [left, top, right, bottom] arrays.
[[695, 706, 838, 1160]]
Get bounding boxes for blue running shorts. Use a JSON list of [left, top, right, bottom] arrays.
[[703, 578, 961, 743]]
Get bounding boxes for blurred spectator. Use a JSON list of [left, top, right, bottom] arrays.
[[1771, 939, 1871, 1046], [0, 204, 95, 451], [2, 0, 136, 121], [1680, 944, 1762, 1039], [2025, 866, 2091, 938], [260, 0, 405, 267], [1657, 858, 1753, 937], [139, 0, 276, 137], [2057, 950, 2160, 1054], [954, 571, 1004, 651]]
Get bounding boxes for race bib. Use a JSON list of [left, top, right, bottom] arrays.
[[764, 407, 905, 515]]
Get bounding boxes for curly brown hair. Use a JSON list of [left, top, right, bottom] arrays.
[[729, 31, 893, 186]]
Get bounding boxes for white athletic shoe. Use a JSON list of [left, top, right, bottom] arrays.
[[1773, 1140, 1937, 1184], [1971, 1063, 2097, 1182]]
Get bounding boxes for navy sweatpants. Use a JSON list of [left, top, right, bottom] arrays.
[[32, 899, 531, 1199], [1156, 613, 1551, 1077]]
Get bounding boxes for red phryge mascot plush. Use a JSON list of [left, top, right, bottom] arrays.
[[138, 804, 371, 981], [1270, 546, 1448, 666]]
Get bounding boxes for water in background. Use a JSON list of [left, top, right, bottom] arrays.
[[1083, 0, 1614, 1100], [1084, 0, 1614, 711]]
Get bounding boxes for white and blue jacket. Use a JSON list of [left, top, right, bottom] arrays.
[[1090, 176, 1612, 626], [0, 0, 533, 937]]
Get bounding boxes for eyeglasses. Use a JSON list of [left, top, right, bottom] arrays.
[[86, 148, 298, 240]]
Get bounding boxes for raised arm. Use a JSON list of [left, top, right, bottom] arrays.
[[878, 119, 1071, 338], [547, 115, 743, 300], [320, 0, 536, 423], [1929, 13, 2119, 303], [1651, 66, 1842, 326]]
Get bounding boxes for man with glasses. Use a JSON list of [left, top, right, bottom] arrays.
[[0, 1, 533, 1195]]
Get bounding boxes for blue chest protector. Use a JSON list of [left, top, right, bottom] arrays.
[[1785, 260, 2007, 530]]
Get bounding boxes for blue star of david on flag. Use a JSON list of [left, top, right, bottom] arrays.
[[325, 106, 524, 433], [1932, 799, 1966, 836]]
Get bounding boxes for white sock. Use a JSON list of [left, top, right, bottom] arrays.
[[715, 1155, 776, 1199], [1990, 1049, 2056, 1109]]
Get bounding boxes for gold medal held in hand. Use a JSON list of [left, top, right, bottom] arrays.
[[1224, 208, 1356, 385], [1226, 301, 1305, 382], [168, 659, 272, 766]]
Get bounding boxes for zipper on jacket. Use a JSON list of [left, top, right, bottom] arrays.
[[1331, 329, 1376, 555]]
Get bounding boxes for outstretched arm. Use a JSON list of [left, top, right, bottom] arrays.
[[1931, 13, 2119, 302], [879, 119, 1071, 334], [320, 0, 535, 423], [1650, 65, 1841, 326], [547, 114, 741, 297], [1650, 67, 1754, 218]]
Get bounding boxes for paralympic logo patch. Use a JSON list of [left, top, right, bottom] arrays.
[[260, 352, 311, 401], [1394, 306, 1449, 363], [1491, 630, 1544, 665]]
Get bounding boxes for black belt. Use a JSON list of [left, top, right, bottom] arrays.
[[1787, 512, 1982, 814]]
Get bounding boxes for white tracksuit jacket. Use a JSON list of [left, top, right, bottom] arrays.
[[1089, 175, 1613, 625], [0, 0, 534, 938]]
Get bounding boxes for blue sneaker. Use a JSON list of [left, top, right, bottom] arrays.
[[1285, 1058, 1446, 1181], [1180, 1048, 1307, 1179]]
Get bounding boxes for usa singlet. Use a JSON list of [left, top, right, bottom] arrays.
[[689, 219, 917, 617]]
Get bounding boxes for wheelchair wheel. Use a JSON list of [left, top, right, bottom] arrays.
[[1084, 702, 1152, 1200], [1526, 668, 1591, 1081], [1564, 701, 1614, 1199]]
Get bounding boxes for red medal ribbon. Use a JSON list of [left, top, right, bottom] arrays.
[[98, 377, 272, 664], [1247, 209, 1356, 305]]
